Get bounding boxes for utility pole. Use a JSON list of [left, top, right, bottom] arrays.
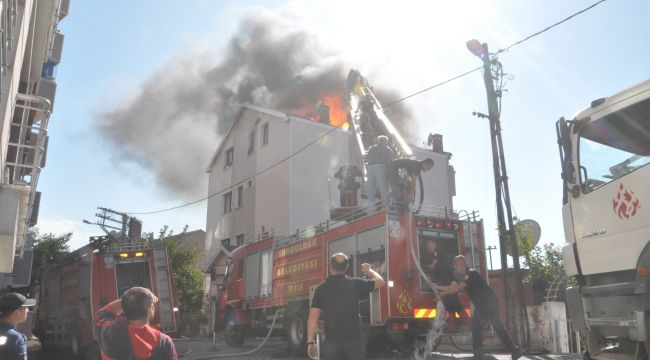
[[487, 245, 497, 270], [466, 39, 530, 347]]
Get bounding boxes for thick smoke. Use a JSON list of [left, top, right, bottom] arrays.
[[98, 14, 414, 200]]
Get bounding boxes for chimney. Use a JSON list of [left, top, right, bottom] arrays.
[[428, 133, 444, 153], [317, 103, 330, 124]]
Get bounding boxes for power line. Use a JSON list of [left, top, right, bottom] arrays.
[[124, 0, 606, 215], [495, 0, 606, 55], [383, 0, 607, 109], [125, 121, 343, 215]]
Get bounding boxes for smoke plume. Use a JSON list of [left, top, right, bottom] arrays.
[[98, 14, 414, 200]]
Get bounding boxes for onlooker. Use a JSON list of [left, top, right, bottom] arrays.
[[386, 158, 434, 208], [365, 135, 395, 212], [307, 253, 385, 360], [439, 255, 521, 360], [95, 287, 177, 360], [0, 292, 36, 360]]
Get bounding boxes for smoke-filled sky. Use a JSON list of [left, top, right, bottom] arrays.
[[37, 0, 650, 254], [98, 14, 413, 199]]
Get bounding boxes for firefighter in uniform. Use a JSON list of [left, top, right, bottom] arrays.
[[0, 293, 35, 360], [307, 253, 385, 360], [439, 255, 521, 360]]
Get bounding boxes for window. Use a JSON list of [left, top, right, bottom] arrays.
[[224, 146, 234, 167], [261, 122, 269, 145], [223, 192, 232, 214], [236, 234, 245, 247], [221, 238, 231, 249], [260, 249, 273, 296], [237, 186, 243, 208], [236, 259, 244, 279], [248, 130, 255, 155], [578, 98, 650, 193]]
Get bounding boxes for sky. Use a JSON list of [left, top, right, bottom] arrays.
[[36, 0, 650, 262]]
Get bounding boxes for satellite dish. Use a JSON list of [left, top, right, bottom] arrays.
[[506, 219, 541, 257]]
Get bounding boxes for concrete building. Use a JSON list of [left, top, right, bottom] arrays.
[[0, 0, 69, 289], [201, 103, 456, 328]]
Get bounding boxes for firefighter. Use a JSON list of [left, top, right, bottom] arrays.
[[386, 157, 434, 209], [307, 253, 385, 360], [365, 135, 395, 212], [0, 293, 36, 360], [95, 287, 178, 360], [439, 255, 521, 360]]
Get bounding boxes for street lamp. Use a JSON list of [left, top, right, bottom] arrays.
[[466, 39, 485, 58]]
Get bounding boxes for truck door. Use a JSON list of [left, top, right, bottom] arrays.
[[356, 225, 386, 325], [573, 103, 650, 276]]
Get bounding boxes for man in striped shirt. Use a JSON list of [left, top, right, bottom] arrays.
[[365, 135, 395, 212]]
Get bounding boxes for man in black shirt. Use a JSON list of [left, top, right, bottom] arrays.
[[307, 253, 385, 360], [386, 158, 434, 208], [439, 255, 521, 360]]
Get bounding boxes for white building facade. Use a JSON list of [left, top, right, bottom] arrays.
[[0, 0, 68, 288]]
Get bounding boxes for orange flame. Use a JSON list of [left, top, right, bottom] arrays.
[[321, 94, 348, 127]]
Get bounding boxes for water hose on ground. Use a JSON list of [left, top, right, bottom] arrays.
[[193, 308, 284, 359]]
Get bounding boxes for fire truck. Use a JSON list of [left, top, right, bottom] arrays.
[[558, 78, 650, 359], [218, 71, 488, 354], [35, 209, 180, 359]]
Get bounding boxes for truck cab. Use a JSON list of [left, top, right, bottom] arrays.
[[557, 78, 650, 358]]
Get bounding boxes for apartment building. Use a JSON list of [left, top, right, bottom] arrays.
[[0, 0, 69, 288]]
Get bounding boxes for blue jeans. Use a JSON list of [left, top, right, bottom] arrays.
[[366, 164, 388, 211]]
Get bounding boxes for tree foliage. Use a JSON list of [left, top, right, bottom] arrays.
[[30, 228, 71, 285], [142, 225, 204, 315]]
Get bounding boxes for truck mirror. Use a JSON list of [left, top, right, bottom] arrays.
[[571, 185, 581, 198]]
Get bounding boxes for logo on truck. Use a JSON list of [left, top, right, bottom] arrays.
[[613, 183, 641, 220]]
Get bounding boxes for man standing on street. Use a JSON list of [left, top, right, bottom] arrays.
[[0, 293, 36, 360], [439, 255, 521, 360], [307, 253, 385, 360], [95, 287, 177, 360], [365, 135, 394, 212], [386, 157, 434, 209]]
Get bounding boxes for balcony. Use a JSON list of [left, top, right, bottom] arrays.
[[1, 93, 51, 273], [36, 78, 57, 110], [58, 0, 70, 20], [49, 32, 64, 64]]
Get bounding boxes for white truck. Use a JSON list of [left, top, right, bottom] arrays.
[[558, 78, 650, 359]]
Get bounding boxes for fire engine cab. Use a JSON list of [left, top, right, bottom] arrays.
[[218, 71, 487, 354]]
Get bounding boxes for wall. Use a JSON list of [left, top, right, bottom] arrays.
[[411, 146, 454, 212], [527, 302, 570, 353], [289, 119, 358, 233]]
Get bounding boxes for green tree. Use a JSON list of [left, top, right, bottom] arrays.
[[30, 228, 71, 285], [142, 226, 204, 315]]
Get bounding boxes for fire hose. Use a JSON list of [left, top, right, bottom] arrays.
[[192, 308, 284, 359]]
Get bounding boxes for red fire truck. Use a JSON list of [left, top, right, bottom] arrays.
[[217, 71, 488, 354], [220, 208, 486, 353], [36, 226, 180, 358]]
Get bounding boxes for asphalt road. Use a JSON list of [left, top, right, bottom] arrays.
[[30, 337, 583, 360], [173, 337, 582, 360]]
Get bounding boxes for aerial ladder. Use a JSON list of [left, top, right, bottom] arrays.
[[342, 70, 422, 212]]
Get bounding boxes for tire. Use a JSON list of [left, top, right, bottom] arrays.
[[286, 311, 308, 355], [224, 311, 245, 347]]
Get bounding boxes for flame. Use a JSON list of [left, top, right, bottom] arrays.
[[283, 93, 350, 129], [321, 94, 348, 127]]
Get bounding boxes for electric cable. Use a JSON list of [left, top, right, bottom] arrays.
[[382, 0, 607, 109], [124, 122, 344, 215], [123, 0, 607, 215]]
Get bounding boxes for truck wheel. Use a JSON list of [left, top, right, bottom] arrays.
[[286, 311, 308, 355], [224, 311, 245, 347]]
